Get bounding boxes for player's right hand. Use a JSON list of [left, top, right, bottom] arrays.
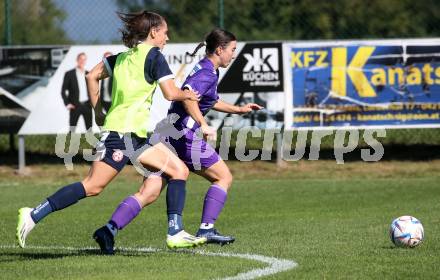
[[66, 104, 75, 110]]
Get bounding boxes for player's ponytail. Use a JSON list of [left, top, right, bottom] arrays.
[[187, 28, 236, 58], [117, 11, 165, 48], [186, 42, 206, 57]]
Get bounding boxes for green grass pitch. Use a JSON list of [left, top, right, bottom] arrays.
[[0, 161, 439, 279]]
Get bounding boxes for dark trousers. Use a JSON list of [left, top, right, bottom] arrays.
[[69, 102, 92, 132]]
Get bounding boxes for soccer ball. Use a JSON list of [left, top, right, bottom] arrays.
[[389, 216, 424, 248]]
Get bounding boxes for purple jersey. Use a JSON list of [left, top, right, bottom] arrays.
[[155, 57, 221, 170], [168, 57, 219, 131]]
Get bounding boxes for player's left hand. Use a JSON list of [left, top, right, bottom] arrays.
[[201, 124, 217, 141], [239, 103, 264, 114]]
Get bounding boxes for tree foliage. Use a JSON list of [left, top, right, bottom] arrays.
[[116, 0, 440, 42], [0, 0, 69, 45]]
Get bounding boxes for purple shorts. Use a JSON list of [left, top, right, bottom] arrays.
[[168, 129, 220, 171]]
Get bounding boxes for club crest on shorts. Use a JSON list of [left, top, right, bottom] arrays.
[[112, 149, 124, 162]]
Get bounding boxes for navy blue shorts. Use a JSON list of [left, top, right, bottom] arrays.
[[95, 131, 148, 172]]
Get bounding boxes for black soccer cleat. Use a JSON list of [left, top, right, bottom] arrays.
[[196, 228, 235, 246], [93, 226, 115, 255]]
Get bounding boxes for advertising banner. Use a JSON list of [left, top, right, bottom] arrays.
[[218, 42, 283, 92], [216, 42, 285, 130], [284, 39, 440, 129], [15, 44, 248, 135], [0, 42, 285, 135]]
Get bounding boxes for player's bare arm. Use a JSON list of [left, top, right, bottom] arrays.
[[213, 99, 263, 114], [159, 79, 199, 101], [86, 61, 109, 126], [183, 97, 216, 141]]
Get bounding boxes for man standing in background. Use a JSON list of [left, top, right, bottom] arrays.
[[61, 52, 92, 132]]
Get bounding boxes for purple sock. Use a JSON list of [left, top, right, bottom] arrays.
[[201, 185, 227, 225], [110, 196, 142, 230]]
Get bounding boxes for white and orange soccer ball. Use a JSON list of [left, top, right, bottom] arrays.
[[389, 216, 424, 248]]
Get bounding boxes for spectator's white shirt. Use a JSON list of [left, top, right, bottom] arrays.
[[76, 68, 88, 102]]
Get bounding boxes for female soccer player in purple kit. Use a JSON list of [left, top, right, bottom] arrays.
[[93, 28, 263, 254]]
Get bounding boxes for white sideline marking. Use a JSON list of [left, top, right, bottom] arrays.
[[199, 251, 297, 280], [0, 245, 298, 279]]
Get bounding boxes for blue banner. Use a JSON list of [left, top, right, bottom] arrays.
[[290, 44, 440, 128]]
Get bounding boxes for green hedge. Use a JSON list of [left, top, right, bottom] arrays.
[[0, 134, 97, 154], [218, 128, 440, 151], [1, 128, 440, 155]]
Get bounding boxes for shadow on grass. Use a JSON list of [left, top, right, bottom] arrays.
[[380, 245, 421, 250], [0, 248, 157, 262]]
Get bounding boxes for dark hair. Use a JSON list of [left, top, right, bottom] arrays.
[[76, 52, 86, 60], [187, 28, 236, 57], [117, 11, 165, 48]]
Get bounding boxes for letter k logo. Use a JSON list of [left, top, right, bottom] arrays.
[[331, 46, 376, 98], [243, 48, 278, 72]]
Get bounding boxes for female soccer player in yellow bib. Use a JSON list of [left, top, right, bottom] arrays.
[[16, 11, 207, 249]]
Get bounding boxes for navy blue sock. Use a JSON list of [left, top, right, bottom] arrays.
[[167, 214, 183, 236], [46, 181, 86, 211], [30, 200, 53, 223], [30, 182, 86, 223], [166, 179, 186, 235]]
